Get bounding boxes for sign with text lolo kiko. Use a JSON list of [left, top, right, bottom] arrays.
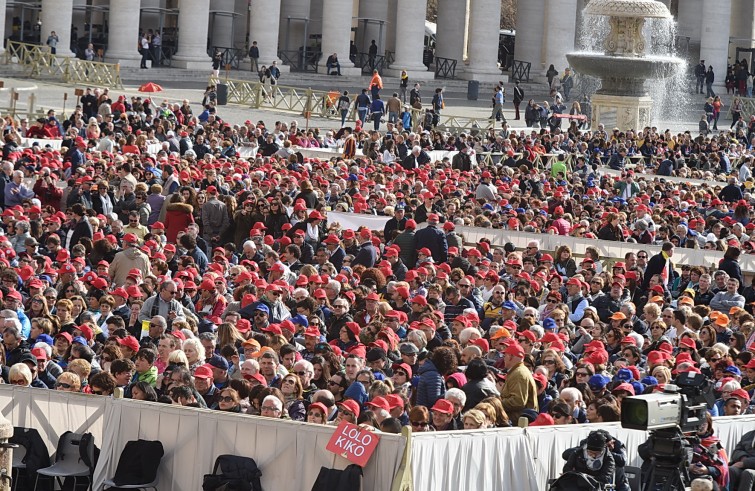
[[325, 420, 381, 466]]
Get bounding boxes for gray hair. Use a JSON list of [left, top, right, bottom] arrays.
[[150, 315, 167, 330], [327, 280, 342, 296], [293, 359, 314, 375], [262, 395, 283, 411], [445, 388, 467, 406]]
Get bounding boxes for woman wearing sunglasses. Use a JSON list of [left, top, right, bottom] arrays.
[[306, 402, 329, 425], [217, 388, 243, 413]]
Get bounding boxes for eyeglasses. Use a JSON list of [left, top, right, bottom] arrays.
[[510, 265, 522, 270], [10, 379, 26, 385], [254, 312, 267, 317], [458, 284, 471, 288], [576, 372, 590, 377], [91, 389, 105, 395], [638, 255, 647, 259], [56, 382, 72, 389], [219, 396, 235, 403], [543, 360, 556, 365], [261, 405, 281, 412], [340, 410, 355, 418], [294, 371, 307, 376], [395, 370, 407, 377], [163, 290, 177, 296], [327, 380, 340, 386], [333, 305, 346, 309], [709, 357, 721, 363], [547, 299, 558, 304], [411, 421, 429, 427]]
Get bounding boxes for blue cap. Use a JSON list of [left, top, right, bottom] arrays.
[[291, 314, 309, 327], [614, 368, 634, 382], [72, 336, 88, 346], [631, 381, 644, 396], [502, 301, 517, 311], [640, 376, 658, 387], [482, 203, 494, 211], [36, 334, 54, 346], [588, 374, 611, 390], [253, 303, 270, 314], [348, 174, 359, 181], [542, 318, 557, 331], [725, 365, 742, 376], [207, 354, 230, 371]]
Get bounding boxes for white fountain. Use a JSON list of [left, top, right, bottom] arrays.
[[566, 0, 684, 130]]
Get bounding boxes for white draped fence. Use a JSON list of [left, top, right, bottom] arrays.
[[0, 386, 406, 491], [2, 385, 755, 491]]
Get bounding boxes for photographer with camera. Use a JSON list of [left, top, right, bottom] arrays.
[[559, 430, 616, 490]]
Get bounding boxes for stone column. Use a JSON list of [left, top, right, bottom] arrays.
[[173, 0, 210, 69], [106, 0, 142, 66], [386, 0, 432, 79], [210, 0, 235, 48], [544, 0, 577, 75], [436, 0, 465, 67], [700, 0, 732, 90], [356, 0, 387, 54], [385, 0, 397, 55], [514, 0, 545, 74], [730, 0, 755, 56], [463, 0, 501, 81], [677, 0, 703, 52], [249, 0, 283, 66], [278, 0, 311, 53], [0, 0, 6, 55], [40, 0, 75, 57], [318, 0, 360, 75]]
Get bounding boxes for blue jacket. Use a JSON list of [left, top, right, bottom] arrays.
[[344, 380, 369, 410], [416, 359, 445, 408]]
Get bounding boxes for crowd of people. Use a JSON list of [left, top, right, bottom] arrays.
[[2, 80, 755, 490]]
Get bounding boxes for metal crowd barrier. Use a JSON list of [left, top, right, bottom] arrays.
[[5, 41, 123, 89], [434, 56, 458, 79]]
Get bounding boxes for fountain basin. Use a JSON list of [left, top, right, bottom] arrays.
[[567, 53, 684, 96], [585, 0, 673, 18]]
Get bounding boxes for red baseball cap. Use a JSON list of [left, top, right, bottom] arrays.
[[337, 399, 361, 418], [431, 399, 454, 414]]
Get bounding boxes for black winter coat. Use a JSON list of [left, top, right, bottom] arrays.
[[563, 445, 616, 489]]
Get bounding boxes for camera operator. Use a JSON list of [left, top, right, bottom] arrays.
[[562, 429, 630, 491], [688, 413, 729, 490], [562, 430, 616, 490]]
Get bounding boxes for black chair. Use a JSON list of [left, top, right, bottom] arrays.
[[34, 432, 95, 491], [101, 440, 164, 491], [202, 455, 261, 491], [624, 465, 642, 491], [11, 426, 51, 491]]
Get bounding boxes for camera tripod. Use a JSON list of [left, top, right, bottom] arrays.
[[642, 428, 695, 491]]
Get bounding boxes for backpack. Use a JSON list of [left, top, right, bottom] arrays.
[[202, 455, 262, 491], [310, 464, 362, 491], [338, 98, 350, 111]]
